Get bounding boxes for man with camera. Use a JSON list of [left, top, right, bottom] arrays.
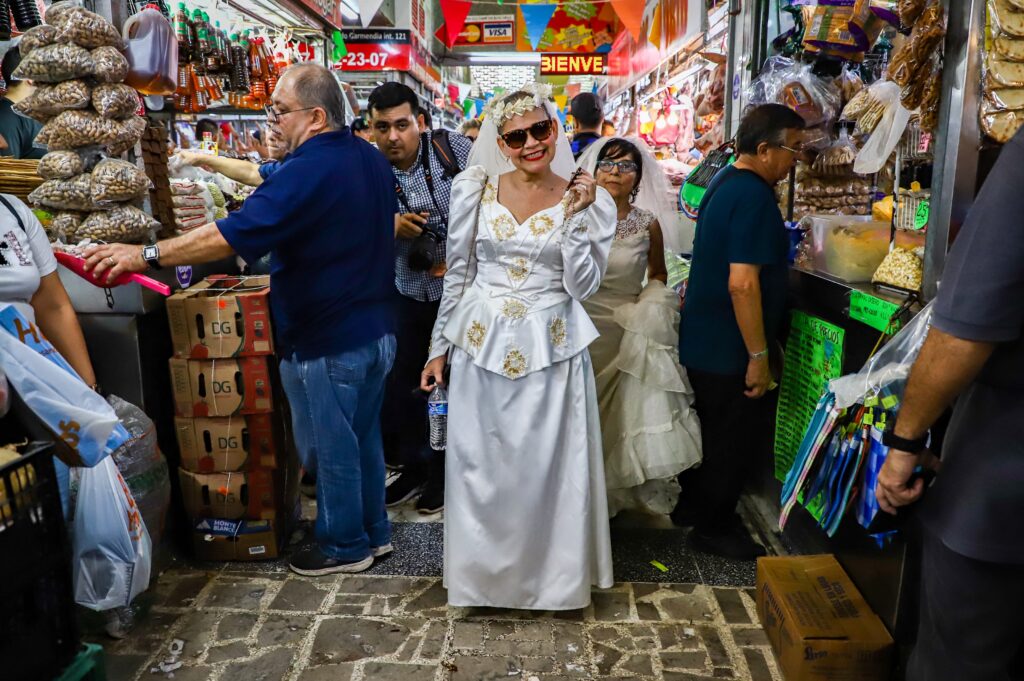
[[369, 82, 473, 515]]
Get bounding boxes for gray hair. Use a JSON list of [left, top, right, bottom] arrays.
[[283, 63, 346, 130]]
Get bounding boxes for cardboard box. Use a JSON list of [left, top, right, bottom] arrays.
[[176, 414, 281, 473], [191, 517, 283, 561], [167, 275, 274, 359], [169, 356, 275, 417], [756, 555, 894, 681], [178, 468, 279, 520]]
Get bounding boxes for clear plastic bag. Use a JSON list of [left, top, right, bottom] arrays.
[[52, 6, 126, 50], [854, 81, 913, 174], [13, 80, 92, 120], [45, 0, 84, 25], [90, 46, 129, 84], [745, 56, 841, 127], [106, 116, 147, 156], [91, 158, 151, 203], [72, 455, 152, 611], [18, 24, 58, 57], [830, 302, 934, 409], [92, 84, 139, 119], [43, 109, 122, 150], [11, 43, 95, 82], [75, 204, 158, 243], [50, 210, 86, 240], [37, 147, 103, 180], [28, 175, 98, 211]]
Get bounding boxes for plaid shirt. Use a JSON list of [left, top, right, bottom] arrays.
[[392, 131, 474, 302]]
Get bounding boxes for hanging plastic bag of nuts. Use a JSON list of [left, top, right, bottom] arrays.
[[12, 43, 95, 82], [37, 147, 104, 180], [13, 80, 92, 120], [106, 116, 148, 156], [75, 205, 159, 244], [91, 159, 152, 204], [52, 6, 126, 50], [92, 84, 139, 119], [42, 110, 122, 150], [50, 211, 86, 241], [18, 24, 58, 57], [45, 0, 80, 24], [90, 46, 129, 84], [29, 175, 99, 211]]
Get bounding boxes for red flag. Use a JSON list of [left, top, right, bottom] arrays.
[[439, 0, 472, 48]]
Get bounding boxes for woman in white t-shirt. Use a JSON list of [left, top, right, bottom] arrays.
[[0, 194, 96, 386]]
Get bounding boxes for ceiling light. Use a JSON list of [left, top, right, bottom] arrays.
[[463, 52, 542, 65]]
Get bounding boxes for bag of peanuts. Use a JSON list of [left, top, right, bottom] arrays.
[[12, 44, 95, 83], [50, 211, 86, 241], [46, 0, 82, 24], [91, 46, 129, 84], [41, 110, 122, 150], [29, 175, 100, 211], [92, 84, 139, 119], [13, 80, 92, 120], [19, 24, 59, 57], [75, 205, 159, 243], [37, 148, 103, 180], [52, 6, 126, 50], [91, 159, 152, 203], [106, 116, 148, 155]]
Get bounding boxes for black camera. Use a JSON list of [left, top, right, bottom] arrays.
[[408, 230, 439, 271]]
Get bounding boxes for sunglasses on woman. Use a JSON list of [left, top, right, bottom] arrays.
[[597, 159, 639, 174], [500, 118, 555, 149]]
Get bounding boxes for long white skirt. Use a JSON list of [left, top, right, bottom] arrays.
[[443, 347, 615, 610]]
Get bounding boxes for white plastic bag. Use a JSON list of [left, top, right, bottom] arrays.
[[854, 81, 913, 174], [72, 456, 152, 611], [830, 302, 934, 409]]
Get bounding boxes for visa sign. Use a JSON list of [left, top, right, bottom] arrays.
[[540, 53, 608, 76]]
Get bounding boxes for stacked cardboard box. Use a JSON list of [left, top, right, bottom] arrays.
[[167, 275, 297, 561]]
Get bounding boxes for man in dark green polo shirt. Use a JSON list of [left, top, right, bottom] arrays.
[[0, 46, 45, 159], [673, 104, 805, 560]]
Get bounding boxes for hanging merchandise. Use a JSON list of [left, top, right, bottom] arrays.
[[357, 0, 386, 29], [10, 0, 42, 31], [679, 142, 735, 218], [123, 4, 179, 95]]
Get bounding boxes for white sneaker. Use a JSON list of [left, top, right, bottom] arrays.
[[372, 543, 393, 558]]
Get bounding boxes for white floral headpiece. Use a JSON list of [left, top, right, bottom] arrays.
[[484, 82, 554, 127]]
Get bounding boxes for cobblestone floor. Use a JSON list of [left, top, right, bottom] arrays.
[[101, 567, 780, 681]]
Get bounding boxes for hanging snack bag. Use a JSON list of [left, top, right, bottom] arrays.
[[43, 109, 122, 149], [92, 84, 140, 119], [75, 205, 159, 243], [12, 43, 95, 82], [50, 211, 85, 240], [91, 159, 152, 203], [18, 24, 58, 57], [37, 149, 100, 180], [106, 115, 148, 155], [52, 6, 126, 50], [14, 80, 92, 120], [29, 175, 99, 211], [91, 46, 130, 84]]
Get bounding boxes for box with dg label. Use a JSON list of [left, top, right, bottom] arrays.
[[169, 356, 275, 417], [179, 468, 278, 520], [167, 275, 274, 359], [176, 413, 282, 473]]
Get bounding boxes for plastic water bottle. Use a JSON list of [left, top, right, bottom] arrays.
[[427, 385, 448, 451]]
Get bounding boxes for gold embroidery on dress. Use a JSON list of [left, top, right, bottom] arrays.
[[549, 317, 567, 348], [501, 299, 528, 320], [529, 213, 556, 237], [482, 180, 497, 205], [466, 321, 486, 349], [501, 348, 528, 379], [506, 257, 529, 283], [491, 213, 517, 241]]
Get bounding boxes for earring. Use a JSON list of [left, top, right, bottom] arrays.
[[630, 186, 640, 201]]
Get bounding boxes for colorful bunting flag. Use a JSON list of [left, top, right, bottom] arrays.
[[463, 99, 475, 117], [609, 0, 645, 42], [447, 83, 461, 104], [475, 98, 485, 116], [330, 30, 347, 61], [553, 94, 568, 111], [520, 3, 558, 50], [439, 0, 473, 48], [648, 2, 663, 48], [355, 0, 385, 29]]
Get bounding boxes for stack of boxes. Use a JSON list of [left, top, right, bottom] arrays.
[[167, 275, 298, 561]]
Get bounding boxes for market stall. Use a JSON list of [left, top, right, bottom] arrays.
[[726, 0, 989, 665]]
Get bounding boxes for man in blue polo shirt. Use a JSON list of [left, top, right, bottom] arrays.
[[84, 63, 398, 577]]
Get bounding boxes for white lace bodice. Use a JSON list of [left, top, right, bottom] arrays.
[[428, 167, 617, 379]]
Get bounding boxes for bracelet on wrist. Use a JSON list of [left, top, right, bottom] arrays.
[[749, 348, 768, 361]]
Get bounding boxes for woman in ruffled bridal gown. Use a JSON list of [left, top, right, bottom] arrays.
[[577, 137, 703, 518], [420, 86, 617, 610]]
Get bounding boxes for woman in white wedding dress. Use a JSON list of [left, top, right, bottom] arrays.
[[420, 86, 616, 610], [577, 137, 703, 518]]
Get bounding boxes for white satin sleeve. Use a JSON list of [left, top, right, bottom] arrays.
[[428, 165, 488, 364], [561, 186, 616, 301]]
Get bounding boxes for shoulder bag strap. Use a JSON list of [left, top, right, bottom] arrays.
[[0, 194, 26, 233]]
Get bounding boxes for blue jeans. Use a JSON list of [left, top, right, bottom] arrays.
[[279, 334, 396, 562]]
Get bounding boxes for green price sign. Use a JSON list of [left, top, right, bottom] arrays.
[[849, 289, 902, 334], [914, 199, 930, 230]]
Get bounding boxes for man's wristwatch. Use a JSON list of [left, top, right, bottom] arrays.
[[882, 420, 929, 454], [142, 244, 162, 270]]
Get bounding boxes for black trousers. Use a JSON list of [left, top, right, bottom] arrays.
[[676, 368, 772, 535], [907, 527, 1024, 681], [381, 291, 444, 480]]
